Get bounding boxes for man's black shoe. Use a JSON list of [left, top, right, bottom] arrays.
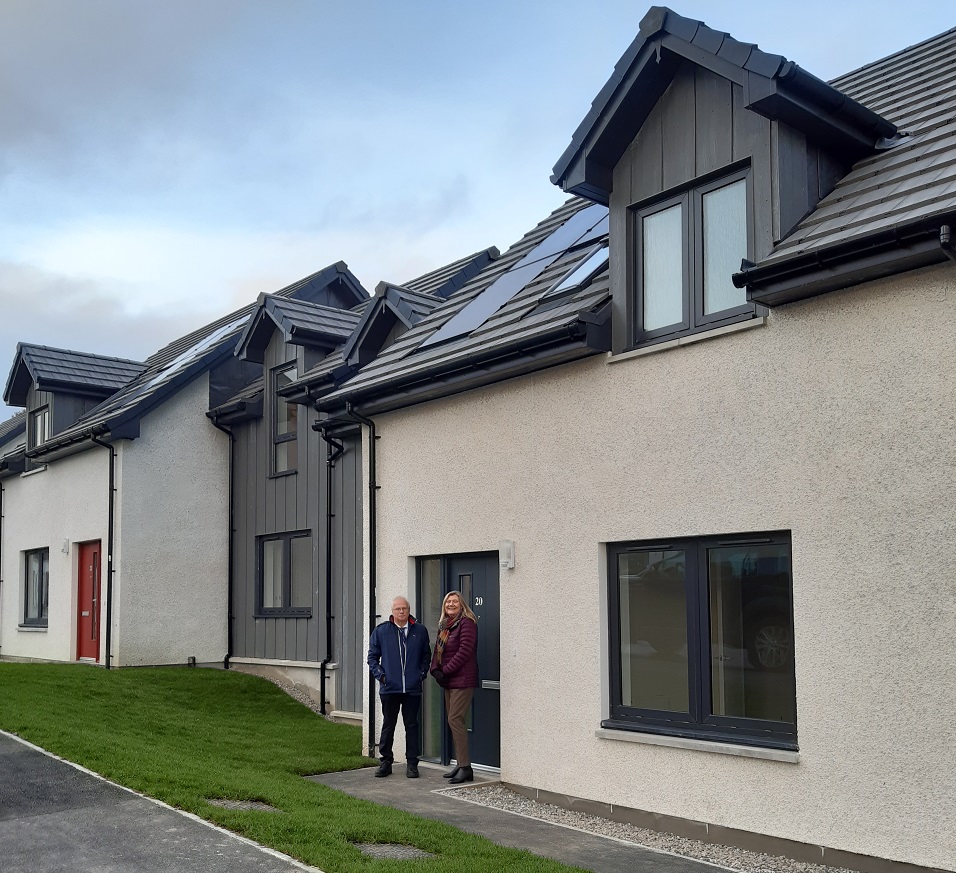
[[374, 761, 392, 777], [406, 763, 420, 778]]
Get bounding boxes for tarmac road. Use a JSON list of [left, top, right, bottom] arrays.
[[0, 730, 319, 873]]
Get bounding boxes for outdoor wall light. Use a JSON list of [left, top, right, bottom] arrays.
[[498, 539, 515, 570]]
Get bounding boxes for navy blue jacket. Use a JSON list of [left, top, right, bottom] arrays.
[[367, 616, 431, 696]]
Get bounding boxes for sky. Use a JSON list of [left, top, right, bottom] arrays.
[[2, 0, 954, 422]]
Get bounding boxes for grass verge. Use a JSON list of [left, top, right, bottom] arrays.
[[0, 663, 584, 872]]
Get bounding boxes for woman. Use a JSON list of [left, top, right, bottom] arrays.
[[430, 590, 479, 784]]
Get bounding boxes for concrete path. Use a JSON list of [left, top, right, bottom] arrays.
[[0, 731, 317, 873], [309, 765, 727, 873]]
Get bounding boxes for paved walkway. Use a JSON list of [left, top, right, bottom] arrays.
[[0, 731, 316, 873], [309, 765, 726, 873]]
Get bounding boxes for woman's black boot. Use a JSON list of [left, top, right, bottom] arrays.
[[449, 766, 473, 784], [442, 766, 461, 780]]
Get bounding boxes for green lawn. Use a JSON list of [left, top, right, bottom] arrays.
[[0, 663, 582, 872]]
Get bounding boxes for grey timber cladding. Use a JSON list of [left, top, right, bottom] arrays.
[[229, 332, 364, 713], [316, 198, 612, 412], [760, 27, 956, 265]]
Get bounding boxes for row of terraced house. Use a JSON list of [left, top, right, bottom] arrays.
[[1, 8, 954, 872]]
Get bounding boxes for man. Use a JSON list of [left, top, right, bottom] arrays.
[[366, 596, 431, 778]]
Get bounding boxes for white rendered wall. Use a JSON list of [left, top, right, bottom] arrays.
[[115, 375, 229, 666], [364, 263, 956, 870], [0, 450, 109, 663]]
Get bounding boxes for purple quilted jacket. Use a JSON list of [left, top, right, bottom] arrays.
[[431, 616, 479, 689]]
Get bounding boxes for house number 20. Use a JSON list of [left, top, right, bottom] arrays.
[[474, 596, 483, 606]]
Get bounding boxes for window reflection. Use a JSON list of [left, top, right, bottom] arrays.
[[617, 550, 689, 713], [708, 545, 796, 723]]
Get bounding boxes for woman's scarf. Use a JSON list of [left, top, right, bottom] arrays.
[[434, 610, 462, 665]]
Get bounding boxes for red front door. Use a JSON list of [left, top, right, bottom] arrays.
[[77, 541, 101, 661]]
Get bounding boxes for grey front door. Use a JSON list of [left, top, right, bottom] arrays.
[[418, 552, 500, 768]]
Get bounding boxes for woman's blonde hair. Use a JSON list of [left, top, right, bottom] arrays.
[[441, 590, 477, 623]]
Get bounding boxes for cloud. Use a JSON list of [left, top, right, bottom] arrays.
[[0, 259, 206, 418]]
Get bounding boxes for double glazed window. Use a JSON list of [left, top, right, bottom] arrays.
[[607, 532, 796, 749], [30, 406, 51, 449], [634, 169, 753, 346], [23, 548, 49, 627], [272, 364, 297, 474], [257, 532, 312, 616]]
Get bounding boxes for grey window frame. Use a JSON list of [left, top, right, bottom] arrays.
[[271, 362, 298, 477], [29, 405, 51, 450], [255, 531, 312, 618], [605, 530, 797, 750], [23, 547, 50, 627], [632, 165, 755, 348]]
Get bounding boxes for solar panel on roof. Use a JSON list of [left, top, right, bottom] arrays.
[[543, 245, 609, 299], [421, 203, 608, 348]]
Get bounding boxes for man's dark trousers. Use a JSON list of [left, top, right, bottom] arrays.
[[378, 694, 421, 764]]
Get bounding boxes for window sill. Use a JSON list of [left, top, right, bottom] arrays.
[[268, 470, 297, 480], [18, 624, 48, 632], [20, 464, 48, 478], [595, 727, 799, 763], [608, 315, 767, 364]]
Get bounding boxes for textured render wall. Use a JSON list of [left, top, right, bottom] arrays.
[[0, 451, 109, 662], [116, 375, 229, 666], [368, 263, 956, 870]]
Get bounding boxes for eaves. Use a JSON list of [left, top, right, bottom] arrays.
[[318, 307, 611, 417], [735, 214, 956, 305]]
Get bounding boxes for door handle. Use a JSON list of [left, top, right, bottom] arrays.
[[480, 680, 500, 690]]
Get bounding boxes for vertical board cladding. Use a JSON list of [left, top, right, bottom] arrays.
[[336, 432, 364, 714], [228, 332, 363, 693], [609, 60, 845, 351]]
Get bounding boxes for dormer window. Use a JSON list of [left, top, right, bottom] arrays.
[[30, 405, 51, 448], [634, 168, 753, 347], [272, 363, 297, 475]]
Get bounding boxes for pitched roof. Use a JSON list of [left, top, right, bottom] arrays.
[[400, 247, 500, 298], [313, 198, 612, 415], [552, 5, 897, 204], [338, 282, 445, 369], [3, 344, 146, 407], [0, 410, 26, 448], [745, 27, 956, 284], [236, 294, 362, 362]]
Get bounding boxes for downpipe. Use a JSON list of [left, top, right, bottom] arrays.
[[939, 225, 956, 262], [346, 402, 379, 758], [90, 436, 116, 669], [209, 418, 236, 670], [316, 425, 345, 717]]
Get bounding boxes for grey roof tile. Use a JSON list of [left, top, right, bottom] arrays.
[[4, 344, 146, 405], [763, 27, 956, 266], [315, 199, 610, 409], [400, 246, 500, 299], [0, 411, 26, 446]]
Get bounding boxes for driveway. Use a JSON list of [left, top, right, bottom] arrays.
[[0, 731, 318, 873]]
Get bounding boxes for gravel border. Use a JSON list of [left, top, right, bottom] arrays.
[[263, 675, 329, 717], [442, 784, 857, 873]]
